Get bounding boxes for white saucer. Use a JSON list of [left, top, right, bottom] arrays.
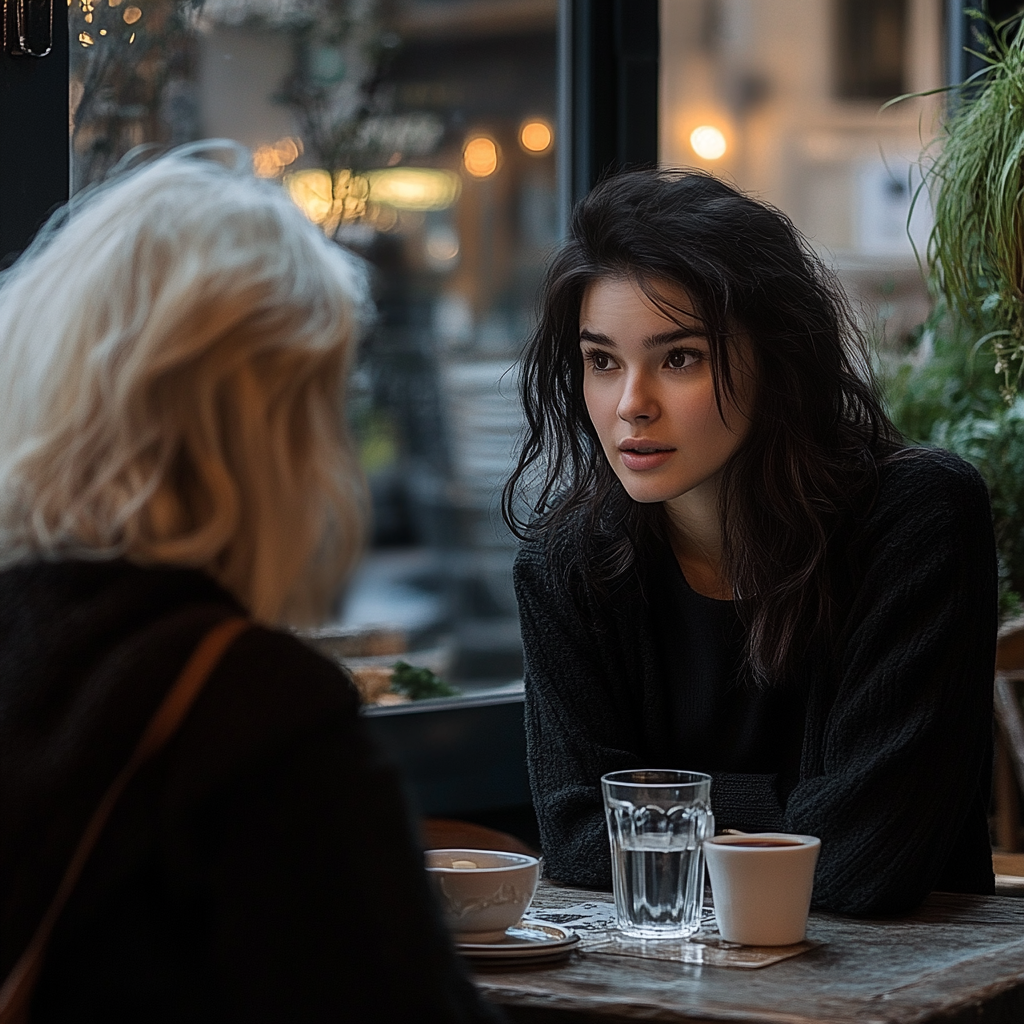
[[456, 921, 579, 963]]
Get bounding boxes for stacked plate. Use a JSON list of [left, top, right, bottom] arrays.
[[456, 921, 580, 965]]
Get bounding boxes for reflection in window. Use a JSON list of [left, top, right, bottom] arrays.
[[69, 1, 559, 688], [69, 0, 200, 190]]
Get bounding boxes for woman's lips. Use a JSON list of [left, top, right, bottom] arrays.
[[618, 444, 675, 471]]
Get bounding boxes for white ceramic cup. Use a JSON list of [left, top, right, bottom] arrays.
[[425, 848, 540, 943], [703, 833, 820, 946]]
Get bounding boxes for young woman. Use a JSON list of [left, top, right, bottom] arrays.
[[0, 145, 498, 1023], [504, 170, 997, 917]]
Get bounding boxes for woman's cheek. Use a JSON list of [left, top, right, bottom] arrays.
[[583, 382, 614, 442]]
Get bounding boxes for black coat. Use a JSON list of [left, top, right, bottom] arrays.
[[514, 448, 998, 916], [0, 559, 499, 1023]]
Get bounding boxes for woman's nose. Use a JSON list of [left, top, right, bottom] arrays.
[[617, 371, 659, 424]]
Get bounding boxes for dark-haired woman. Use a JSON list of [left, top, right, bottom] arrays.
[[504, 170, 997, 917]]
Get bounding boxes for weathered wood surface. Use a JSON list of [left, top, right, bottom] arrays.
[[473, 881, 1024, 1024]]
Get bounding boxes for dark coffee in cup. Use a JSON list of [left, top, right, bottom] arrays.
[[722, 838, 803, 848], [704, 833, 821, 945]]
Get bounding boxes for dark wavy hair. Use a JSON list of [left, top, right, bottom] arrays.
[[502, 169, 902, 687]]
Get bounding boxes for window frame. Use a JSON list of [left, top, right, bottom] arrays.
[[1, 0, 68, 261], [558, 0, 658, 225], [0, 0, 661, 261]]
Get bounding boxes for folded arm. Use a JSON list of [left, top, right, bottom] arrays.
[[781, 459, 997, 914]]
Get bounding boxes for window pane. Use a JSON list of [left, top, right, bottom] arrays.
[[660, 0, 942, 346], [69, 1, 559, 694]]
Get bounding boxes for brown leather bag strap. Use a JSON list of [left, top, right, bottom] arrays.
[[0, 615, 250, 1024]]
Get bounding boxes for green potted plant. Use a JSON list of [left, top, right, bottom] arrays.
[[924, 11, 1024, 399], [884, 12, 1024, 619], [883, 303, 1024, 619]]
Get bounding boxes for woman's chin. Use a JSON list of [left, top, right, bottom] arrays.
[[616, 478, 681, 505]]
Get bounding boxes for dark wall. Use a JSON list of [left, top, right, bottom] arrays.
[[1, 5, 69, 261]]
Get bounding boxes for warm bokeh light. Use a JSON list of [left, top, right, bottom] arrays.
[[520, 119, 553, 154], [285, 169, 370, 234], [690, 125, 727, 161], [285, 169, 334, 226], [463, 136, 499, 178], [253, 137, 302, 178], [365, 167, 461, 210], [286, 166, 460, 234], [122, 5, 141, 23]]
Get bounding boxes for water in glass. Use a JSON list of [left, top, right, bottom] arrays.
[[602, 770, 713, 939]]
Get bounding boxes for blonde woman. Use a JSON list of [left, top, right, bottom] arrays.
[[0, 145, 498, 1023]]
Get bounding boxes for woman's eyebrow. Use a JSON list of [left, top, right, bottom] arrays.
[[579, 328, 703, 348]]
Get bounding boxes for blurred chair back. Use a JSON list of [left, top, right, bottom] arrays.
[[422, 818, 537, 858], [993, 619, 1024, 891]]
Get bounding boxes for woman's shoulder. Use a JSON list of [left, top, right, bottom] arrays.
[[873, 447, 990, 524], [178, 622, 362, 776], [517, 501, 590, 552], [845, 447, 993, 572], [221, 624, 358, 706], [513, 504, 640, 595], [515, 496, 647, 567], [879, 444, 986, 487], [515, 505, 588, 581]]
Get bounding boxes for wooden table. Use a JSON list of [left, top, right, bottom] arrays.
[[473, 881, 1024, 1024]]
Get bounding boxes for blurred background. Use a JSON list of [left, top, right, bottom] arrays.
[[8, 0, 1024, 843], [68, 0, 559, 684], [2, 0, 1022, 851], [59, 0, 959, 689]]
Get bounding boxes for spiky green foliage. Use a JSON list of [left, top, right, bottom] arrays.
[[926, 12, 1024, 399], [882, 300, 1024, 620]]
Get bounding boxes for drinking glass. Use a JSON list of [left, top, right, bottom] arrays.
[[601, 769, 714, 938]]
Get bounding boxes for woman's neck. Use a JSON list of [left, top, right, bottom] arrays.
[[665, 489, 732, 600]]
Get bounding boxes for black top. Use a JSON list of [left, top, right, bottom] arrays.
[[651, 550, 806, 795], [514, 448, 997, 916], [0, 559, 499, 1024]]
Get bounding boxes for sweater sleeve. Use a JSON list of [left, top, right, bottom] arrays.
[[514, 542, 643, 890], [782, 453, 997, 916], [710, 772, 786, 831]]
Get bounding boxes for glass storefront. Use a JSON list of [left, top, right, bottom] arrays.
[[61, 0, 954, 697], [0, 0, 1006, 836], [659, 0, 942, 349], [68, 0, 558, 687]]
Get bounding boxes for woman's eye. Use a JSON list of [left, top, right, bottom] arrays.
[[666, 349, 699, 370], [586, 351, 613, 371]]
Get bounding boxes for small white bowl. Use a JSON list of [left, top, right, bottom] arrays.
[[425, 848, 540, 943]]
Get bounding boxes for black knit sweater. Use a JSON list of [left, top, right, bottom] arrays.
[[0, 560, 499, 1023], [514, 448, 997, 916]]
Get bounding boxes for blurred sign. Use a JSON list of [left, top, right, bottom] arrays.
[[855, 160, 932, 258]]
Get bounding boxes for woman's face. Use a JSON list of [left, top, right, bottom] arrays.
[[579, 276, 754, 510]]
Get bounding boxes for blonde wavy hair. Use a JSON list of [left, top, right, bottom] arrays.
[[0, 142, 368, 625]]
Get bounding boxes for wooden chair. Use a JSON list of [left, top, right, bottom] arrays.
[[994, 618, 1024, 857], [421, 818, 538, 857], [994, 671, 1024, 862], [995, 674, 1024, 793]]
